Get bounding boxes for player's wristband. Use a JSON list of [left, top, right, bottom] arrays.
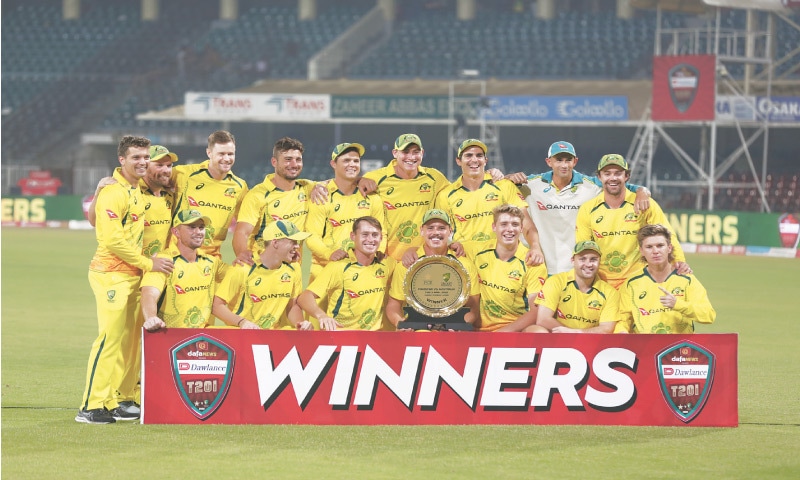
[[236, 318, 246, 327]]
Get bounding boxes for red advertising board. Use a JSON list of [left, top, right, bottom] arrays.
[[142, 330, 738, 426], [652, 55, 716, 121]]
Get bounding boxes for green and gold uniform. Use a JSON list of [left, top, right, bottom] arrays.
[[465, 240, 547, 332], [615, 267, 716, 334], [172, 160, 248, 262], [215, 261, 302, 329], [236, 174, 315, 259], [534, 271, 620, 330], [140, 180, 174, 257], [435, 175, 528, 244], [305, 180, 387, 279], [575, 190, 684, 288], [82, 168, 153, 412], [140, 250, 220, 328], [364, 161, 450, 261], [306, 256, 397, 330]]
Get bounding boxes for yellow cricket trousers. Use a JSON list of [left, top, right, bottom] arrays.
[[80, 270, 141, 411]]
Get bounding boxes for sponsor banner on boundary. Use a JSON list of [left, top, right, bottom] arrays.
[[667, 210, 800, 250], [1, 195, 84, 225], [142, 330, 738, 426], [185, 92, 331, 121], [481, 96, 628, 121], [716, 95, 800, 123]]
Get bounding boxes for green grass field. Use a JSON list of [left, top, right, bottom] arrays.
[[2, 228, 799, 479]]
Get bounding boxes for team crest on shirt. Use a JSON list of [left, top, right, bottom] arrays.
[[588, 299, 602, 310], [656, 341, 716, 423], [170, 335, 235, 421], [203, 266, 212, 276], [224, 188, 236, 198], [507, 270, 522, 281], [419, 183, 431, 193], [357, 199, 370, 210], [298, 192, 307, 202], [280, 273, 291, 282], [375, 268, 385, 279], [472, 232, 491, 242], [671, 287, 685, 297], [107, 290, 116, 301], [624, 213, 638, 222], [485, 193, 499, 202]]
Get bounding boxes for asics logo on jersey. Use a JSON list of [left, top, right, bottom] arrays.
[[386, 187, 395, 195], [455, 199, 463, 207], [273, 200, 281, 208], [479, 263, 488, 269], [334, 204, 341, 212], [562, 295, 572, 302], [195, 183, 205, 190], [145, 202, 151, 210], [352, 273, 359, 281], [178, 271, 184, 278], [595, 216, 604, 223], [639, 291, 647, 299], [255, 277, 262, 285]]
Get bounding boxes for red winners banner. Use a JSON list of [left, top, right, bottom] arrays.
[[652, 55, 716, 121], [142, 330, 738, 427]]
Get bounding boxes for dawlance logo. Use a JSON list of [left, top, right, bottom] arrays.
[[170, 335, 235, 420], [668, 63, 700, 113], [656, 342, 715, 423], [778, 213, 800, 249], [251, 345, 638, 413]]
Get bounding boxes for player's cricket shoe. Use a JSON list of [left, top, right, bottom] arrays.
[[75, 408, 116, 424], [117, 401, 141, 416], [110, 405, 140, 421]]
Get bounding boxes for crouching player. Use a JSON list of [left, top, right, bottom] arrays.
[[615, 224, 716, 334], [534, 241, 620, 333], [141, 210, 221, 331], [212, 220, 312, 330]]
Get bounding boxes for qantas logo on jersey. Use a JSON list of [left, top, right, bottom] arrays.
[[638, 308, 650, 316], [249, 294, 262, 303], [556, 309, 566, 319], [251, 293, 291, 301], [387, 201, 429, 209], [188, 196, 200, 207], [594, 230, 637, 238], [145, 219, 171, 227], [456, 211, 492, 221], [329, 218, 343, 227], [174, 284, 210, 294], [130, 213, 139, 222], [479, 279, 517, 293], [454, 214, 467, 222], [346, 290, 360, 298], [105, 210, 119, 219], [272, 210, 307, 221], [193, 199, 233, 211], [537, 201, 579, 211]]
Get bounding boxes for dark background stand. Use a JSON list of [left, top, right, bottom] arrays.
[[402, 307, 474, 331]]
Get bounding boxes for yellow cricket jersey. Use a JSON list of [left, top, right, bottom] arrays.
[[140, 251, 220, 328], [435, 175, 528, 244], [575, 191, 684, 286], [305, 181, 387, 266], [388, 247, 480, 303], [215, 261, 302, 329], [89, 168, 152, 274], [237, 174, 315, 258], [364, 161, 450, 260], [534, 271, 620, 330], [140, 180, 174, 257], [172, 160, 248, 258], [464, 240, 547, 332], [615, 267, 716, 334], [306, 256, 397, 330]]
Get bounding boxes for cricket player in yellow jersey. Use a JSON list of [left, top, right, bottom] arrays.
[[77, 136, 174, 425], [535, 241, 620, 333], [615, 224, 716, 334], [386, 209, 480, 329], [84, 144, 180, 417], [305, 143, 387, 280], [575, 154, 688, 289], [362, 134, 451, 261], [464, 205, 547, 332], [298, 216, 396, 331], [232, 137, 316, 265], [436, 139, 544, 266], [172, 130, 248, 279], [141, 210, 222, 331], [214, 220, 312, 330]]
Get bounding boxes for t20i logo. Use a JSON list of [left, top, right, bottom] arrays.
[[170, 335, 235, 420], [656, 341, 715, 423]]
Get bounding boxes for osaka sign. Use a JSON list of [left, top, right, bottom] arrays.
[[142, 330, 738, 427]]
